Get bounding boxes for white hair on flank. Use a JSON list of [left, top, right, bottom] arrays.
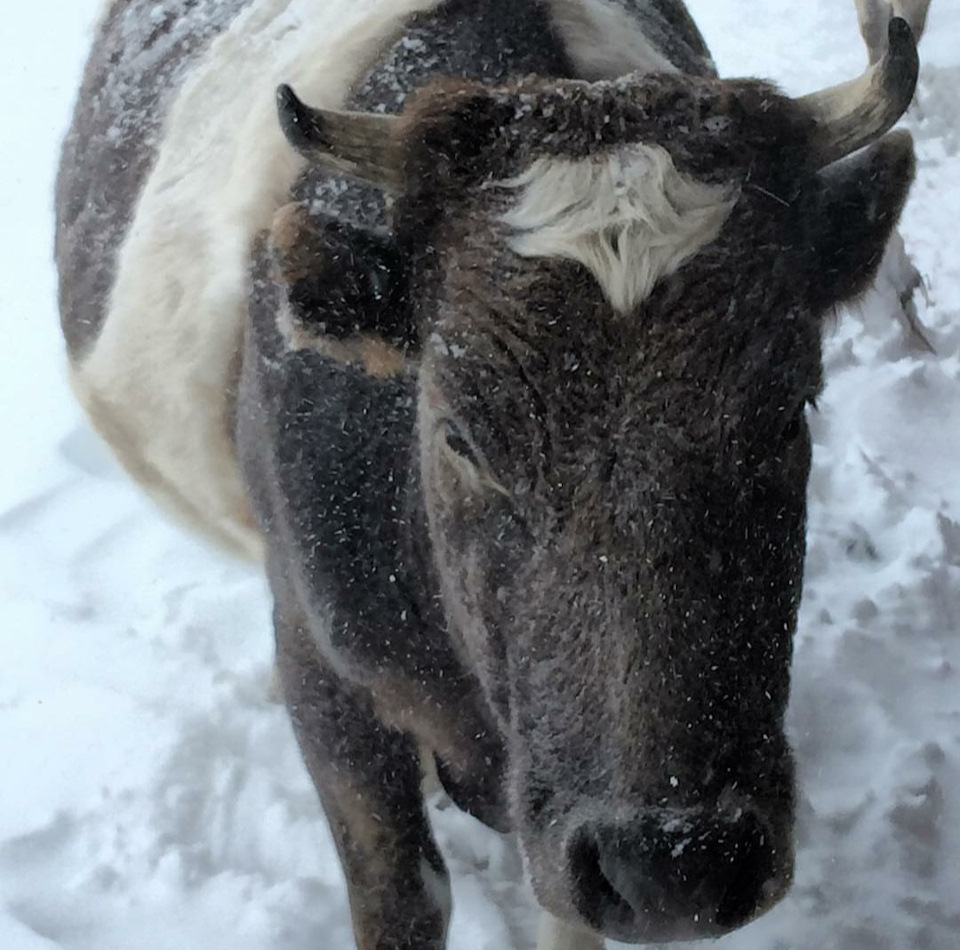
[[72, 0, 441, 560], [499, 145, 736, 313]]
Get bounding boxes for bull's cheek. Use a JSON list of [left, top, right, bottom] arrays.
[[435, 541, 500, 682]]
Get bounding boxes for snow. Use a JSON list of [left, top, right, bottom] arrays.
[[1, 1, 958, 948]]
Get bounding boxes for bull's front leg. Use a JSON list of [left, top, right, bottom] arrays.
[[536, 913, 605, 950], [274, 594, 450, 950]]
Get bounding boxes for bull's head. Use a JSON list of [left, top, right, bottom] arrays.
[[278, 19, 917, 943]]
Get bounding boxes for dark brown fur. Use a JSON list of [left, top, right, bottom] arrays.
[[241, 70, 915, 946], [57, 2, 917, 947]]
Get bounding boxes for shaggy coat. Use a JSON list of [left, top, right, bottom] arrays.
[[57, 2, 920, 948]]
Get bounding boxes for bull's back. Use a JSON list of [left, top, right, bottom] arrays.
[[56, 0, 254, 358]]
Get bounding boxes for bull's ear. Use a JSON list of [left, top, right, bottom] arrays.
[[398, 80, 511, 187], [276, 85, 404, 193], [808, 129, 915, 310]]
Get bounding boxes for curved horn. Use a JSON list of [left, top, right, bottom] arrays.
[[800, 17, 919, 167], [276, 84, 403, 192]]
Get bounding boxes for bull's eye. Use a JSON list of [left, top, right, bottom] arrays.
[[438, 418, 512, 501], [444, 420, 478, 465]]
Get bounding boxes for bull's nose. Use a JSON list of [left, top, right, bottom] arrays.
[[568, 807, 786, 941]]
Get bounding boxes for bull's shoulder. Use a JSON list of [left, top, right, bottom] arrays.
[[349, 0, 573, 116]]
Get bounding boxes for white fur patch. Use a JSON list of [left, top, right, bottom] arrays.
[[546, 0, 679, 79], [500, 145, 736, 313], [72, 0, 441, 560]]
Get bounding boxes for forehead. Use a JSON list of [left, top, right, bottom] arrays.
[[401, 72, 818, 200], [428, 291, 821, 440], [484, 73, 815, 174], [406, 75, 820, 323], [497, 142, 737, 315], [416, 75, 824, 437]]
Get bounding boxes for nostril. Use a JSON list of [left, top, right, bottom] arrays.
[[567, 832, 627, 930], [713, 813, 777, 928], [566, 809, 786, 940]]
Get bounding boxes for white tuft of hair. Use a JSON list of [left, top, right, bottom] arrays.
[[499, 145, 736, 313]]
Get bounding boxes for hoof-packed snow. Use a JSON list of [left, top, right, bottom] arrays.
[[1, 1, 958, 948]]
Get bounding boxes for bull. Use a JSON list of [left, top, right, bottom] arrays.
[[56, 1, 923, 947]]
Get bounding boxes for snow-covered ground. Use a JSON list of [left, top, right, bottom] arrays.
[[1, 1, 958, 947]]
